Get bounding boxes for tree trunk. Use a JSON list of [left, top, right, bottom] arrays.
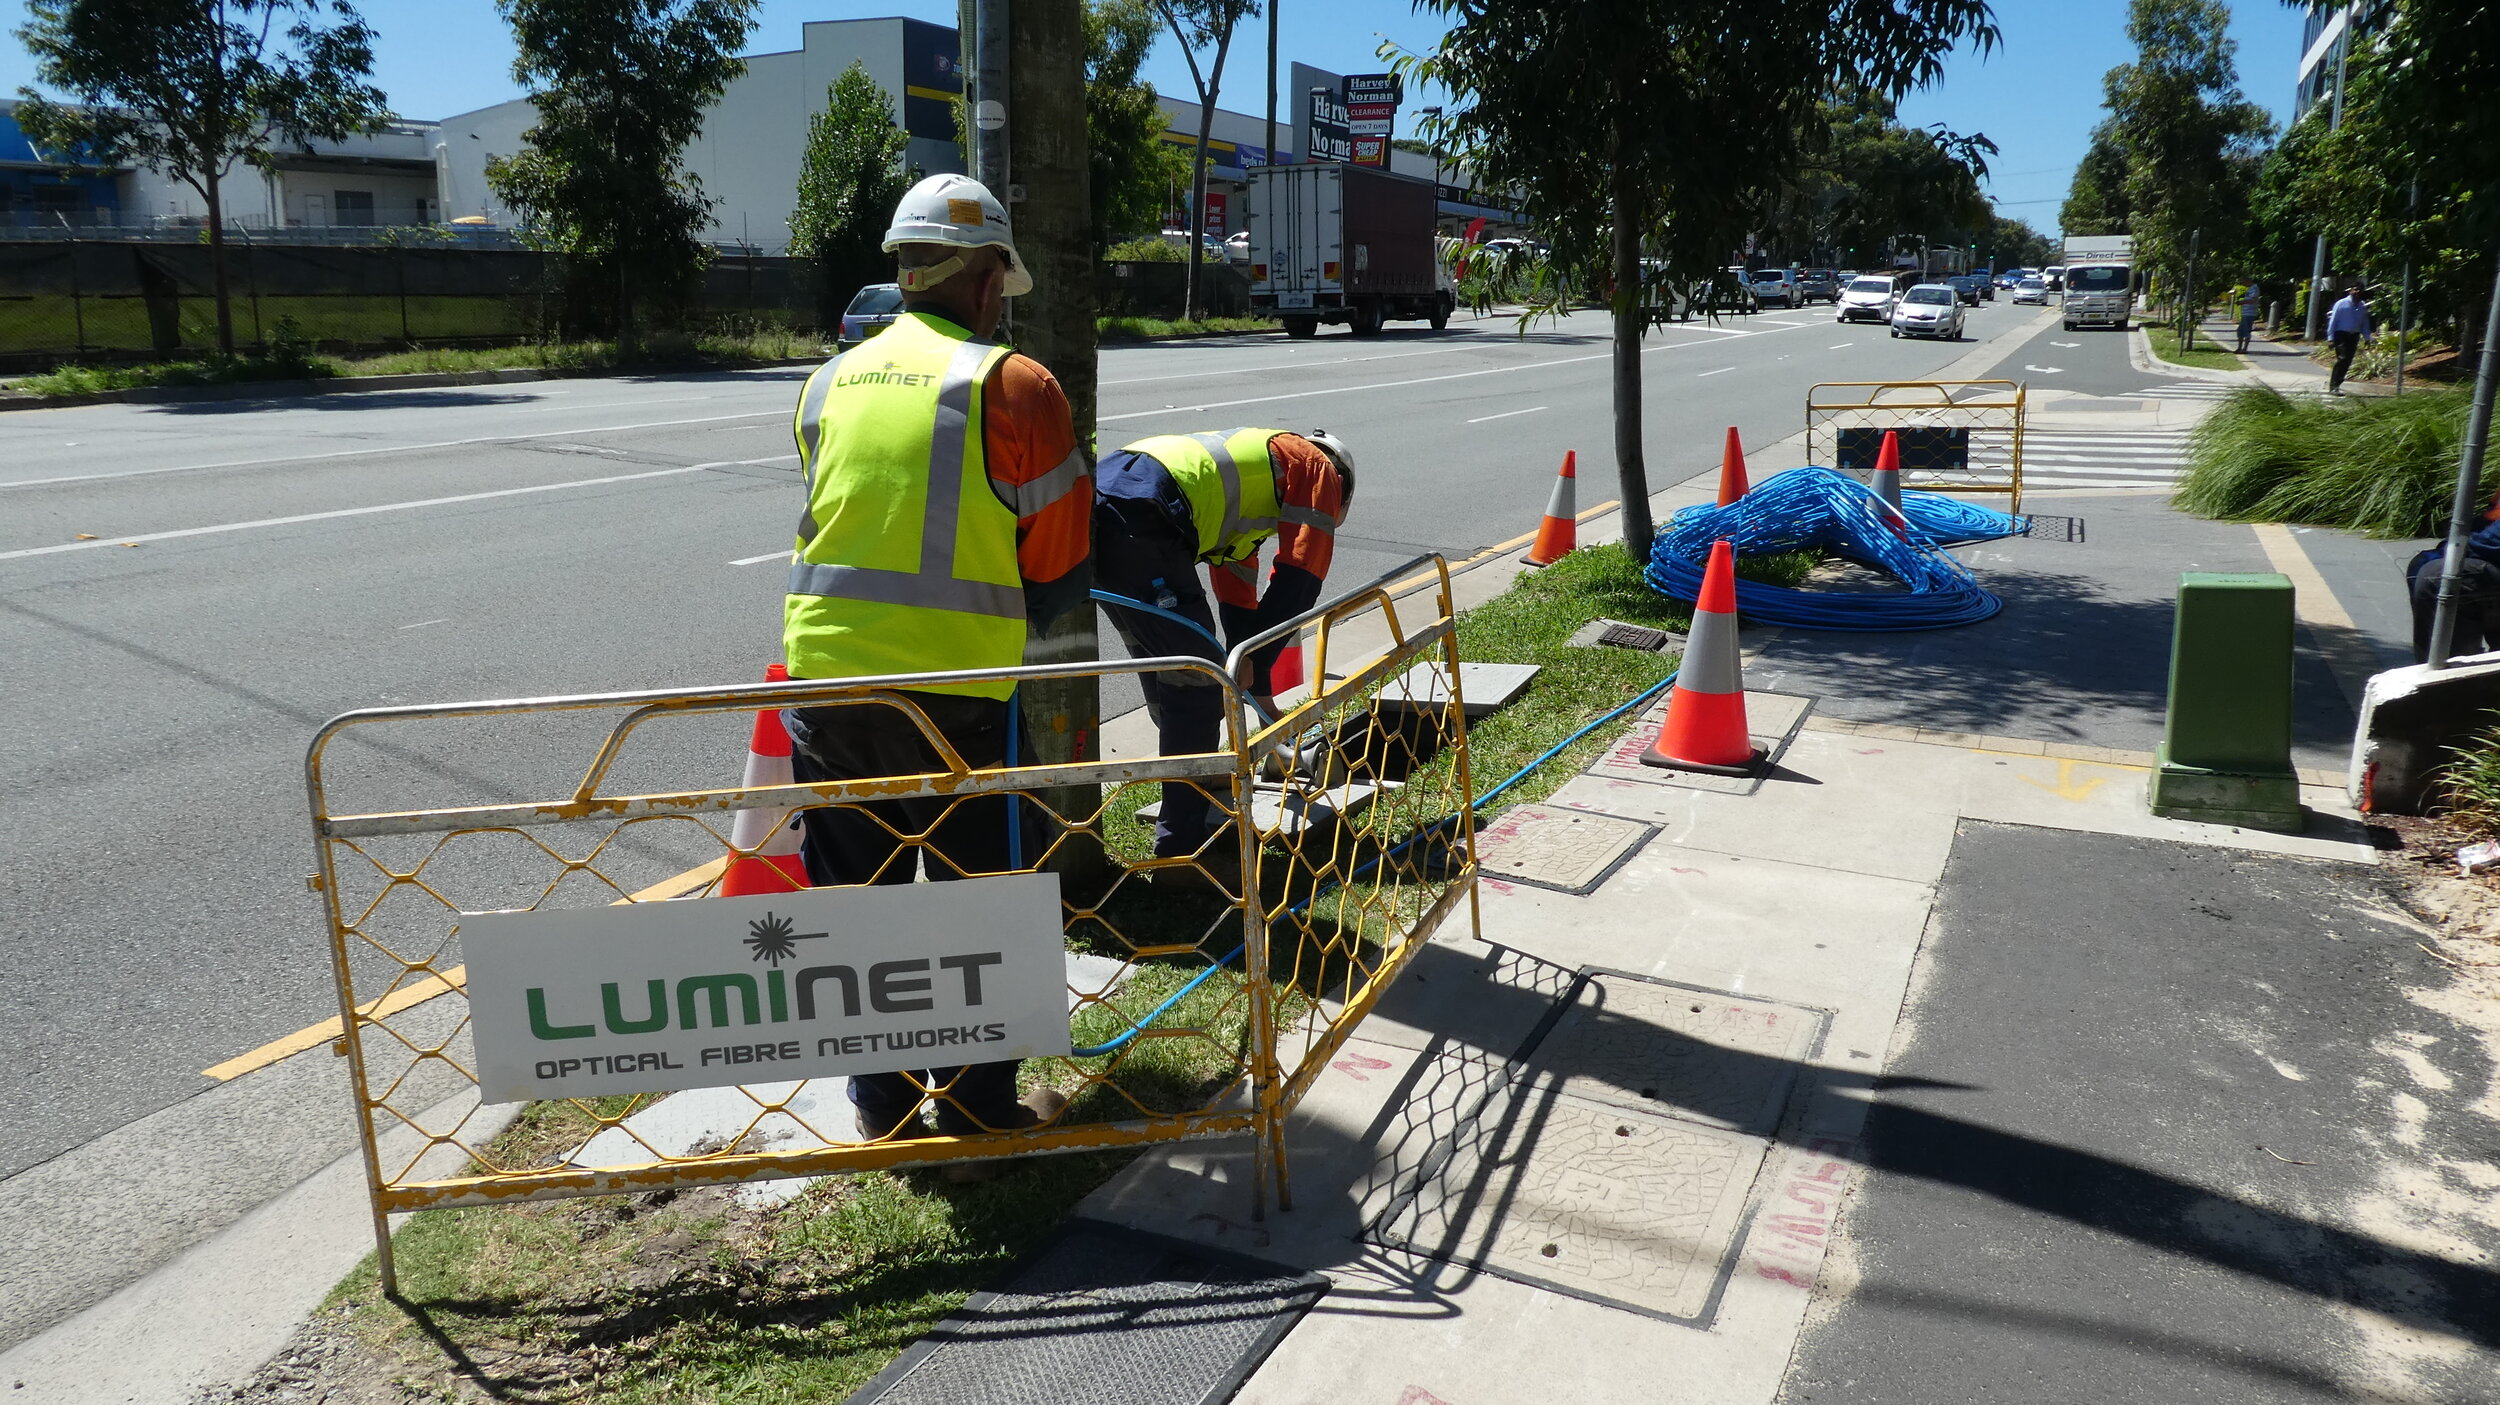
[[204, 172, 235, 356], [1007, 0, 1107, 893], [1185, 95, 1219, 321], [1609, 164, 1653, 563]]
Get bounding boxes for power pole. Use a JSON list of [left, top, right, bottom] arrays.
[[1264, 0, 1278, 167], [1006, 0, 1108, 890], [2304, 26, 2349, 341], [2425, 250, 2500, 669]]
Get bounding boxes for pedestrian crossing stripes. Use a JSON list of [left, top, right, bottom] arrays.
[[2022, 428, 2191, 490], [2128, 381, 2240, 401]]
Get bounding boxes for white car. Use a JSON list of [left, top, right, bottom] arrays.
[[1745, 268, 1799, 308], [2012, 276, 2048, 305], [1890, 283, 1965, 339], [1224, 230, 1250, 264], [1835, 275, 1898, 324]]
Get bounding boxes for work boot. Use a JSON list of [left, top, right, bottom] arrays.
[[940, 1089, 1071, 1184], [853, 1101, 926, 1143]]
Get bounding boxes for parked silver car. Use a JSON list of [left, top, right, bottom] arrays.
[[1890, 283, 1965, 339]]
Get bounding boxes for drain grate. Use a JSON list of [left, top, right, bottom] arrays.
[[1597, 622, 1676, 652], [2020, 514, 2086, 543], [845, 1220, 1326, 1405]]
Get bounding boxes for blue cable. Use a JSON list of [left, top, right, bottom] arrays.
[[1643, 467, 2027, 632], [1070, 668, 1681, 1058]]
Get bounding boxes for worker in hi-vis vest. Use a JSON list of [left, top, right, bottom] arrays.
[[1093, 428, 1356, 866], [781, 173, 1090, 1160]]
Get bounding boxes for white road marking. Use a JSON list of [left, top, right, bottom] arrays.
[[2024, 364, 2065, 374], [1102, 343, 1482, 387], [2051, 341, 2082, 348], [1829, 342, 1855, 349], [397, 618, 450, 630], [1697, 366, 1736, 377], [0, 410, 788, 491], [517, 393, 714, 413], [0, 459, 776, 563], [1098, 321, 1812, 424], [730, 549, 792, 566], [1464, 405, 1549, 424]]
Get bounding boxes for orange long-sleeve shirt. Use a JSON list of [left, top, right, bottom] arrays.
[[1209, 432, 1346, 609]]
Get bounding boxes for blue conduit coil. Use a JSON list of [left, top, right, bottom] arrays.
[[1642, 467, 2027, 632], [1071, 668, 1682, 1058]]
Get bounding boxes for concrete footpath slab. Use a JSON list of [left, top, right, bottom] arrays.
[[1073, 691, 2405, 1405]]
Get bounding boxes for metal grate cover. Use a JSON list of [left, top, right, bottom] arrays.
[[1597, 622, 1676, 652], [845, 1220, 1327, 1405], [2020, 514, 2086, 543]]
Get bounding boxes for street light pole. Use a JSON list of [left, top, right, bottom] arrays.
[[1263, 0, 1277, 168], [2425, 249, 2500, 669]]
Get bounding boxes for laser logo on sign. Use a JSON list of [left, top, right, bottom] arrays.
[[461, 874, 1071, 1102]]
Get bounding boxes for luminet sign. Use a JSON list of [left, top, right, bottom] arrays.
[[462, 874, 1071, 1103]]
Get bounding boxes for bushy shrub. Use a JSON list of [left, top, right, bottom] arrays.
[[2175, 382, 2474, 537], [1105, 236, 1183, 263]]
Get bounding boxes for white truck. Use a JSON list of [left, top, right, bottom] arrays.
[[2059, 235, 2136, 331], [1248, 162, 1456, 339]]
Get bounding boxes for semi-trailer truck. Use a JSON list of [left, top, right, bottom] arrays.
[[1248, 162, 1456, 339], [2060, 235, 2135, 330]]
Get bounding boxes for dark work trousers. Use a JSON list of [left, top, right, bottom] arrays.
[[1094, 504, 1232, 858], [2408, 552, 2500, 664], [2330, 331, 2361, 391], [786, 690, 1032, 1135]]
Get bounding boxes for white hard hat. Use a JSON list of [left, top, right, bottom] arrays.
[[882, 173, 1033, 297], [1304, 429, 1355, 504]]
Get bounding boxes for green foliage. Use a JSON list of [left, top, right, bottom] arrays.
[[1087, 0, 1188, 250], [1149, 0, 1258, 316], [2060, 124, 2132, 237], [1991, 214, 2056, 269], [1104, 235, 1183, 263], [2092, 0, 2272, 306], [2176, 381, 2474, 537], [1762, 88, 1994, 268], [2435, 717, 2500, 836], [1096, 314, 1274, 340], [2145, 323, 2240, 371], [14, 0, 390, 353], [789, 62, 909, 317], [486, 0, 759, 350]]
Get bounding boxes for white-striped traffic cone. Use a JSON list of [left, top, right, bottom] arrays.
[[1526, 451, 1577, 566], [1640, 539, 1764, 775], [720, 663, 809, 896]]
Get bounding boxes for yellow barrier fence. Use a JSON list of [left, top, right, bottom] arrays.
[[305, 557, 1476, 1291], [1805, 380, 2028, 513]]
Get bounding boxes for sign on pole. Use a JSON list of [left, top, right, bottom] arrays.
[[1306, 88, 1353, 163], [463, 874, 1072, 1103], [1340, 72, 1401, 166]]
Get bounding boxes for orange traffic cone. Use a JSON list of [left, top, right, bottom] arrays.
[[720, 663, 810, 897], [1268, 640, 1306, 692], [1870, 429, 1905, 517], [1641, 539, 1764, 775], [1525, 451, 1577, 566], [1717, 427, 1750, 505]]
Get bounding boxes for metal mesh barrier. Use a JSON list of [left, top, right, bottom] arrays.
[[1805, 380, 2028, 513], [308, 558, 1475, 1290]]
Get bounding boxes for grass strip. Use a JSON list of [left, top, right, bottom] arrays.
[[2146, 324, 2244, 373], [1098, 315, 1279, 342], [2176, 381, 2475, 536]]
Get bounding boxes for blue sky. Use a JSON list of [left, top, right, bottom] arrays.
[[0, 0, 2307, 238]]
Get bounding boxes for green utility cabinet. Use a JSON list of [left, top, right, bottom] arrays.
[[2150, 572, 2306, 831]]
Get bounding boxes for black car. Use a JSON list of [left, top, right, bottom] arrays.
[[1945, 274, 1985, 306]]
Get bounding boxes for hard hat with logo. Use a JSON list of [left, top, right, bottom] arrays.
[[1304, 429, 1355, 507], [883, 173, 1033, 297]]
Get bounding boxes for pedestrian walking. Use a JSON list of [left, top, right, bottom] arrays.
[[2236, 282, 2261, 353], [1092, 428, 1356, 872], [781, 173, 1091, 1158], [2327, 282, 2373, 393]]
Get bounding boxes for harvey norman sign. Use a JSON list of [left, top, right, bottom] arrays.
[[462, 874, 1070, 1104]]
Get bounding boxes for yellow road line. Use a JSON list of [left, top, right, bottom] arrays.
[[202, 856, 728, 1081], [2250, 522, 2378, 718]]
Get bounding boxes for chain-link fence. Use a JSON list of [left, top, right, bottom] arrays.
[[0, 240, 821, 368], [307, 559, 1477, 1292], [1805, 380, 2029, 513]]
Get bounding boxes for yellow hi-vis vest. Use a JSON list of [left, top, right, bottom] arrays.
[[1126, 428, 1287, 565], [783, 312, 1023, 699]]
